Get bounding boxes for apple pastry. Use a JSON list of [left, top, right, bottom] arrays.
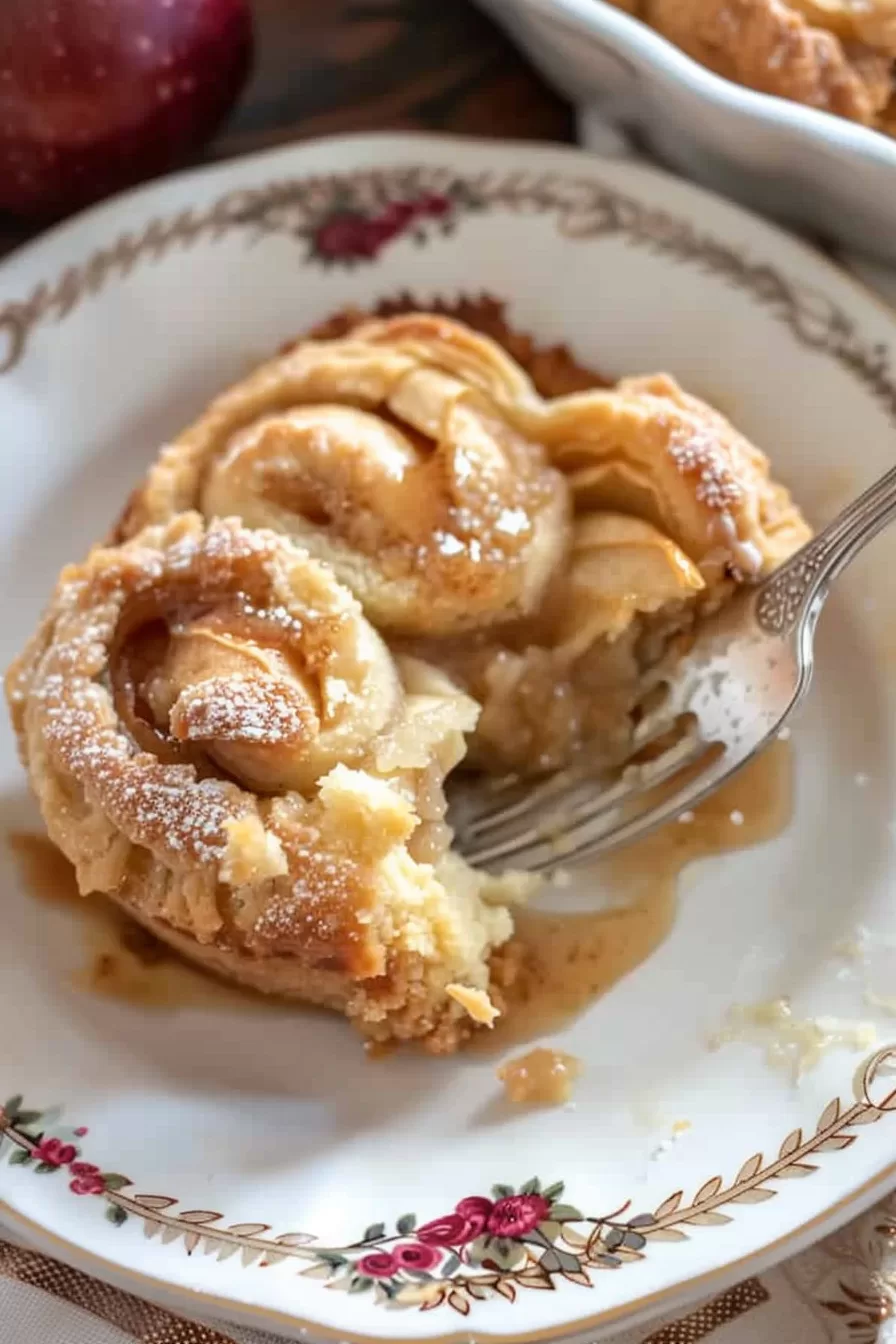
[[7, 299, 811, 1051], [608, 0, 896, 133], [7, 513, 529, 1050]]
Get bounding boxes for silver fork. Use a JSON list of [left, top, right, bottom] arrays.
[[453, 463, 896, 874]]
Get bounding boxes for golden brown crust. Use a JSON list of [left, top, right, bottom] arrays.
[[306, 302, 810, 579], [627, 0, 895, 128], [121, 299, 807, 588], [295, 301, 810, 776], [536, 372, 811, 582], [110, 299, 809, 778], [306, 295, 611, 397], [9, 299, 813, 1050], [7, 513, 515, 1050], [118, 313, 571, 639]]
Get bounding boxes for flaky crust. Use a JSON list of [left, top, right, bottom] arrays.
[[111, 300, 809, 776], [120, 307, 808, 590], [294, 304, 809, 774], [306, 295, 613, 397], [7, 513, 518, 1050], [9, 299, 812, 1047], [634, 0, 894, 128], [117, 315, 570, 639], [536, 372, 811, 583], [308, 301, 808, 582]]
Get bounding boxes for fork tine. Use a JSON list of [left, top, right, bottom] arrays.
[[462, 736, 711, 870], [461, 765, 587, 838], [454, 775, 595, 862], [574, 736, 767, 862], [461, 712, 688, 839]]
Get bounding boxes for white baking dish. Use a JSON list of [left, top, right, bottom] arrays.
[[480, 0, 896, 264]]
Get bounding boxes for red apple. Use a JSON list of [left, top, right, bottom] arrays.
[[0, 0, 253, 221]]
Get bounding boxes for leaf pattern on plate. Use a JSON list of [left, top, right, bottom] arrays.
[[3, 160, 896, 441], [1, 1046, 894, 1317]]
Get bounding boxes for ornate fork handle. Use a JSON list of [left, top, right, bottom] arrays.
[[756, 463, 896, 636]]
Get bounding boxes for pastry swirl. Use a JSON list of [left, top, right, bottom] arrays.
[[8, 300, 813, 1051], [531, 373, 810, 584], [7, 513, 519, 1050], [115, 306, 809, 777], [118, 315, 570, 637], [116, 309, 808, 612]]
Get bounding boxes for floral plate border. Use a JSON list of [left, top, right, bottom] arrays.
[[2, 147, 896, 1335], [2, 160, 896, 432], [2, 1049, 894, 1319]]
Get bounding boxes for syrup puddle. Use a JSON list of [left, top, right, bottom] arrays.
[[6, 741, 792, 1030], [497, 1046, 582, 1106], [6, 832, 272, 1012], [485, 739, 793, 1049]]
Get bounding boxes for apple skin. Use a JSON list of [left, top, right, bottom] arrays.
[[0, 0, 253, 221]]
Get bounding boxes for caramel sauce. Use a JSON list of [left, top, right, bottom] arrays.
[[5, 832, 271, 1011], [498, 1047, 582, 1105], [364, 1039, 398, 1060], [6, 740, 791, 1030], [486, 739, 793, 1048]]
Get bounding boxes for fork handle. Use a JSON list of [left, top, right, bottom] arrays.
[[755, 463, 896, 635]]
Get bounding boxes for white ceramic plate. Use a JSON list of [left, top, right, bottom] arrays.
[[0, 133, 894, 1344], [478, 0, 896, 267]]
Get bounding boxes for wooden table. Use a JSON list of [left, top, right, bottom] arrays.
[[0, 0, 573, 257]]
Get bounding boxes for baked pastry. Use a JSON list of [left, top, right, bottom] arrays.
[[117, 313, 570, 638], [610, 0, 896, 132], [533, 372, 809, 582], [8, 300, 811, 1050], [7, 512, 531, 1051], [113, 310, 808, 773]]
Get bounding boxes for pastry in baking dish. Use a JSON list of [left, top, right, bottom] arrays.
[[610, 0, 896, 133], [7, 300, 810, 1051]]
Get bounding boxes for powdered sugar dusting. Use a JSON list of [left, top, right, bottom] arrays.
[[200, 337, 566, 633], [667, 425, 744, 510], [251, 845, 361, 944], [224, 601, 306, 640], [26, 516, 300, 867], [126, 515, 280, 592], [170, 674, 315, 745], [41, 673, 235, 865]]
